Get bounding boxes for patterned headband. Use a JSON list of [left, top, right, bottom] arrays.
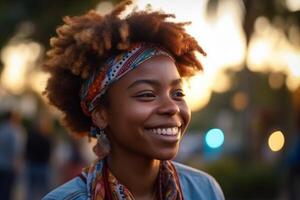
[[80, 43, 174, 116]]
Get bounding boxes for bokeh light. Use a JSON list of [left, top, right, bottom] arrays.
[[0, 41, 42, 94], [231, 91, 249, 111], [205, 128, 225, 149], [96, 1, 114, 15], [268, 73, 285, 90], [286, 0, 300, 11], [247, 16, 300, 91], [135, 0, 246, 111], [268, 131, 285, 152], [183, 74, 212, 111], [0, 1, 298, 199]]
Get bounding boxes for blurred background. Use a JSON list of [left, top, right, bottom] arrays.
[[0, 0, 299, 199]]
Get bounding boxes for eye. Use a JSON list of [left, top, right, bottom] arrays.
[[172, 89, 186, 99], [134, 91, 156, 101], [137, 93, 155, 98]]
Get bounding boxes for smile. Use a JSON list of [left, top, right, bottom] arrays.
[[147, 127, 180, 136]]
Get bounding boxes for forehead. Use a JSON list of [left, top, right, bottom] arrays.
[[107, 56, 181, 95]]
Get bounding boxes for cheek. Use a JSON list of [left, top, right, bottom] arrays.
[[129, 103, 154, 118], [109, 101, 154, 127], [180, 102, 191, 127]]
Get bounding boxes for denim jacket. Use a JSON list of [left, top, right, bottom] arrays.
[[43, 162, 225, 200]]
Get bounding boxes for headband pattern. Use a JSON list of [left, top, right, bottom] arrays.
[[80, 43, 174, 116]]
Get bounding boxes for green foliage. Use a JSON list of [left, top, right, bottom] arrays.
[[0, 0, 121, 47], [189, 68, 292, 131], [202, 158, 281, 199]]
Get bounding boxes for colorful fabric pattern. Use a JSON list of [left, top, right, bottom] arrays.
[[80, 43, 174, 116], [83, 159, 184, 200]]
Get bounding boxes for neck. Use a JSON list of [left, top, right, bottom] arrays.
[[107, 150, 161, 199]]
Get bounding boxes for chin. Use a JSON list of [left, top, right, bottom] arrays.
[[155, 147, 179, 161]]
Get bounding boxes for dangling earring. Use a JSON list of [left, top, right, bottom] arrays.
[[91, 126, 111, 158]]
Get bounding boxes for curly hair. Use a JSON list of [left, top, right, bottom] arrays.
[[44, 0, 206, 136]]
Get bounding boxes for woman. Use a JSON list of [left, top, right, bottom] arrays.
[[42, 0, 224, 199]]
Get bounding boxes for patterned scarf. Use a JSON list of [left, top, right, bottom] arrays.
[[82, 159, 184, 200], [80, 43, 174, 116]]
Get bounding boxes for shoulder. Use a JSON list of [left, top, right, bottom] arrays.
[[42, 176, 87, 200], [173, 161, 225, 200]]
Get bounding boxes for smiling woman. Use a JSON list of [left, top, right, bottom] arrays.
[[42, 0, 224, 199], [99, 56, 188, 158]]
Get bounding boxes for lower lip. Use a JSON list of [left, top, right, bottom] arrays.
[[145, 129, 181, 143]]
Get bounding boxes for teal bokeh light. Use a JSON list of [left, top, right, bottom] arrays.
[[205, 128, 225, 148]]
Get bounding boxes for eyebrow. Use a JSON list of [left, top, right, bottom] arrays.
[[127, 78, 183, 90]]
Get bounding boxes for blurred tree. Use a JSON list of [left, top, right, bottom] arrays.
[[0, 0, 121, 72], [207, 0, 300, 45], [205, 0, 300, 160]]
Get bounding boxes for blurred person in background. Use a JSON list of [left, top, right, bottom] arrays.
[[25, 115, 53, 200], [61, 138, 87, 183], [42, 0, 224, 199], [0, 110, 26, 200]]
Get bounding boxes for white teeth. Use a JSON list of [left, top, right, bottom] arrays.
[[148, 127, 180, 136], [172, 127, 177, 133], [157, 129, 161, 134], [167, 128, 172, 135]]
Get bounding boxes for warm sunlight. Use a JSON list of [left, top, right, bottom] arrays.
[[247, 16, 300, 91], [29, 71, 49, 96], [2, 0, 298, 111], [134, 0, 246, 111], [0, 42, 41, 94], [183, 74, 212, 112], [286, 0, 300, 11]]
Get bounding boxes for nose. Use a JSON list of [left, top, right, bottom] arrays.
[[157, 95, 180, 116]]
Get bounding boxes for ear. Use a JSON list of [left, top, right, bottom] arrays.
[[91, 107, 108, 129]]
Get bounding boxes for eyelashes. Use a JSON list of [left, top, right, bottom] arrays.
[[133, 89, 186, 101], [172, 89, 185, 98], [136, 92, 155, 98], [133, 91, 155, 102]]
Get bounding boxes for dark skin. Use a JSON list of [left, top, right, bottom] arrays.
[[92, 56, 191, 200]]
